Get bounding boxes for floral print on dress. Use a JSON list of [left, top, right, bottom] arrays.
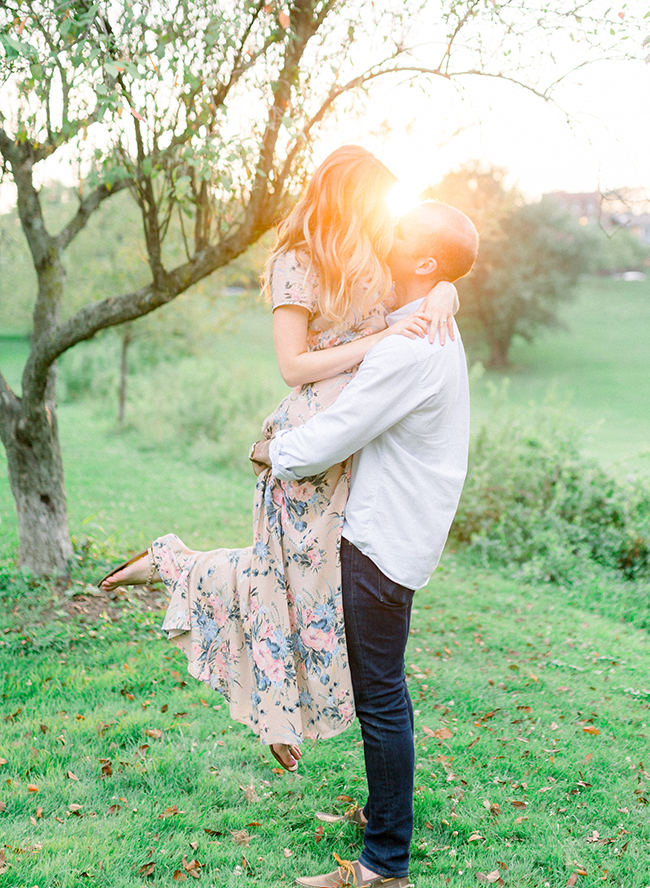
[[153, 250, 388, 747]]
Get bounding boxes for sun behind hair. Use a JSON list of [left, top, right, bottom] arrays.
[[264, 146, 397, 325]]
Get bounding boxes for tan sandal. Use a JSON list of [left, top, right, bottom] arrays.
[[97, 548, 156, 590]]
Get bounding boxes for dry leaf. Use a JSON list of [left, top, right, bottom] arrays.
[[35, 806, 43, 818], [511, 800, 527, 808], [582, 753, 593, 764], [468, 832, 484, 842], [189, 842, 198, 851], [0, 758, 6, 766], [515, 815, 528, 824], [40, 724, 49, 734], [433, 726, 453, 740], [566, 874, 578, 887], [182, 857, 201, 879], [159, 805, 179, 819], [240, 782, 257, 803], [231, 830, 251, 846], [137, 862, 155, 876], [144, 729, 163, 739], [283, 848, 293, 858], [30, 815, 37, 825], [27, 784, 39, 793], [106, 804, 121, 815], [315, 825, 324, 843], [0, 850, 8, 875], [66, 771, 79, 781], [582, 726, 600, 735], [173, 872, 187, 882]]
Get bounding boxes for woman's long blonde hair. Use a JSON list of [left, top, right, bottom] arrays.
[[264, 146, 397, 324]]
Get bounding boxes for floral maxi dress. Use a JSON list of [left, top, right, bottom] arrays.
[[152, 251, 388, 747]]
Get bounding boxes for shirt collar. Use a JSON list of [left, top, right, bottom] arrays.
[[386, 297, 424, 326]]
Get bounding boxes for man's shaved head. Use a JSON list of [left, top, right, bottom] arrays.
[[396, 201, 478, 282]]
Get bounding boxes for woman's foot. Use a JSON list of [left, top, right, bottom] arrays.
[[270, 743, 301, 772], [99, 550, 161, 593]]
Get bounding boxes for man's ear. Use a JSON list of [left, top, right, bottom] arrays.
[[414, 256, 438, 276]]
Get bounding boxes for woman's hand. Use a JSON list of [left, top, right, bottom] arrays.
[[420, 280, 459, 345], [384, 313, 430, 340]]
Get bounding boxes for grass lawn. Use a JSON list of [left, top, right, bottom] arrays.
[[1, 556, 649, 886], [468, 277, 650, 477], [1, 276, 650, 885]]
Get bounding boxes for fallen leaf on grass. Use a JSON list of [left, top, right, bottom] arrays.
[[182, 857, 201, 878], [515, 816, 528, 824], [336, 795, 354, 803], [0, 850, 9, 874], [189, 842, 198, 851], [433, 727, 453, 740], [27, 784, 39, 792], [582, 726, 600, 735], [144, 729, 163, 739], [283, 848, 293, 858], [240, 782, 257, 802], [231, 830, 251, 846], [106, 804, 121, 815], [315, 825, 324, 843], [510, 800, 527, 808], [468, 833, 484, 842], [0, 758, 6, 765], [66, 770, 79, 781], [173, 872, 187, 882], [203, 827, 223, 836], [567, 874, 579, 886], [68, 804, 83, 816], [137, 862, 155, 877], [35, 806, 43, 818], [582, 753, 593, 764], [476, 870, 504, 884], [158, 805, 178, 819], [482, 800, 501, 816]]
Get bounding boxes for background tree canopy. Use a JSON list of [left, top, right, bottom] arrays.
[[0, 0, 646, 575]]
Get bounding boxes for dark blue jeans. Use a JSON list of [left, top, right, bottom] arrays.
[[340, 538, 415, 878]]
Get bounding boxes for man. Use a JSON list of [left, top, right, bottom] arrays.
[[253, 200, 478, 888]]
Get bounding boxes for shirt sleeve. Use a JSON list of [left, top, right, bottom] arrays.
[[270, 335, 436, 479], [270, 250, 319, 314]]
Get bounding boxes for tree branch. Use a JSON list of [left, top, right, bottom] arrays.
[[56, 178, 132, 252]]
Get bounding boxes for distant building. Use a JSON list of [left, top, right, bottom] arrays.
[[544, 188, 650, 243]]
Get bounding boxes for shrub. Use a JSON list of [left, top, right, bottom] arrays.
[[452, 402, 650, 583]]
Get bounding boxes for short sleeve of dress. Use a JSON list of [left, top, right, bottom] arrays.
[[270, 250, 319, 315]]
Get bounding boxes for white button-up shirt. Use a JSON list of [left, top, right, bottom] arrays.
[[270, 298, 470, 590]]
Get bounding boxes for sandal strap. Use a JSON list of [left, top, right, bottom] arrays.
[[146, 548, 156, 585]]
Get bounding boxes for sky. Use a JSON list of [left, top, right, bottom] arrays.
[[1, 8, 649, 215], [318, 56, 650, 212]]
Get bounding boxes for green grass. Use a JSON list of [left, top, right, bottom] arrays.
[[468, 277, 650, 477], [1, 278, 650, 884], [1, 558, 650, 886]]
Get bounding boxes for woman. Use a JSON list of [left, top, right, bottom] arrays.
[[100, 146, 457, 771]]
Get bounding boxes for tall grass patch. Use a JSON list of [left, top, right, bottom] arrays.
[[453, 392, 650, 585]]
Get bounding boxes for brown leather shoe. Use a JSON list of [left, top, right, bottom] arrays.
[[295, 857, 413, 888]]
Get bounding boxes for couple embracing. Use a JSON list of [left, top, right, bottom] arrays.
[[100, 145, 478, 888]]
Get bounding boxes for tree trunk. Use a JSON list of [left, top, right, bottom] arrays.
[[486, 337, 512, 369], [0, 391, 73, 576], [118, 326, 132, 427]]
